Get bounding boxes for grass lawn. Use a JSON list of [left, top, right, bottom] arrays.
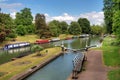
[[0, 35, 39, 48], [16, 34, 39, 43], [0, 47, 61, 80], [58, 34, 73, 40], [102, 36, 120, 80]]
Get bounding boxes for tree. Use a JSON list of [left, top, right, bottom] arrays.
[[48, 20, 61, 37], [35, 13, 51, 38], [78, 18, 91, 34], [103, 0, 113, 34], [91, 25, 103, 35], [15, 8, 33, 26], [60, 21, 68, 34], [16, 25, 26, 36], [68, 21, 82, 35], [112, 10, 120, 42], [25, 24, 35, 34], [0, 13, 13, 42]]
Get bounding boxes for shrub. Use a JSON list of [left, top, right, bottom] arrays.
[[31, 45, 43, 52]]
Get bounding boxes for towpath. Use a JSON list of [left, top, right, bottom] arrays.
[[77, 50, 108, 80]]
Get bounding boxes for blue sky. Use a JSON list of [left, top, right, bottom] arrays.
[[0, 0, 104, 25]]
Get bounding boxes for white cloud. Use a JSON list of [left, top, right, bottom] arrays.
[[79, 11, 104, 25], [0, 3, 22, 9], [10, 12, 16, 19], [52, 13, 75, 21], [44, 11, 104, 25]]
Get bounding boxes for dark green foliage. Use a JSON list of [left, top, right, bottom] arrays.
[[48, 20, 61, 37], [60, 21, 68, 34], [68, 21, 82, 35], [0, 12, 14, 42], [91, 25, 104, 35], [35, 14, 46, 30], [31, 45, 43, 52], [15, 8, 33, 26], [78, 18, 91, 34], [15, 8, 34, 36], [7, 33, 17, 38], [25, 24, 35, 34], [112, 9, 120, 43], [103, 0, 113, 34], [16, 25, 26, 36], [35, 13, 51, 38], [0, 13, 14, 29]]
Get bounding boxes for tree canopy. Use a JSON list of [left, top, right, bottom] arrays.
[[103, 0, 113, 34], [77, 18, 91, 34], [35, 13, 51, 38], [0, 13, 13, 42], [15, 8, 33, 26], [48, 20, 61, 37], [68, 21, 82, 35]]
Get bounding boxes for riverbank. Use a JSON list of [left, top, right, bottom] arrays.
[[68, 36, 120, 80], [0, 34, 73, 48], [0, 47, 61, 80], [67, 50, 108, 80], [102, 37, 120, 80]]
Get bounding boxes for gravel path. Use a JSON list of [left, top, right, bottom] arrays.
[[77, 50, 108, 80]]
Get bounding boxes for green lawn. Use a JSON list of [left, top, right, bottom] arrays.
[[0, 47, 61, 80], [102, 36, 120, 80], [16, 34, 39, 43]]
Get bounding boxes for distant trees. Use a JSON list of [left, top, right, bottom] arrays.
[[60, 21, 68, 34], [35, 13, 51, 38], [48, 20, 68, 37], [91, 25, 104, 35], [15, 8, 33, 26], [15, 8, 34, 35], [0, 13, 13, 42], [48, 20, 60, 37], [68, 21, 82, 35], [78, 18, 91, 34]]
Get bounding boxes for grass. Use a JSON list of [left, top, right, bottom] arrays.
[[58, 34, 73, 40], [0, 35, 39, 48], [0, 47, 61, 80], [16, 34, 39, 43], [102, 36, 120, 80]]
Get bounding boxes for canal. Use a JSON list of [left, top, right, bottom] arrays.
[[24, 36, 101, 80]]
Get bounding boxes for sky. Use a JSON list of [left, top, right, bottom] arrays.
[[0, 0, 104, 25]]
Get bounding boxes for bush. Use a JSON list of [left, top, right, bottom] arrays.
[[31, 45, 43, 52], [16, 25, 26, 36], [7, 33, 17, 38]]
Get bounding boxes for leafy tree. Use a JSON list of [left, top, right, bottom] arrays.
[[35, 13, 51, 38], [15, 8, 33, 26], [91, 25, 103, 35], [0, 13, 14, 29], [68, 21, 82, 35], [0, 13, 13, 42], [112, 10, 120, 42], [35, 14, 46, 30], [16, 25, 26, 36], [60, 21, 68, 34], [103, 0, 113, 34], [78, 18, 91, 34], [25, 24, 35, 34], [48, 20, 61, 37]]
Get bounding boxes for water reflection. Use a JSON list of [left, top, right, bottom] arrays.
[[25, 36, 100, 80]]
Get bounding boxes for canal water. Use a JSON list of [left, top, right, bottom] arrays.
[[25, 36, 101, 80]]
